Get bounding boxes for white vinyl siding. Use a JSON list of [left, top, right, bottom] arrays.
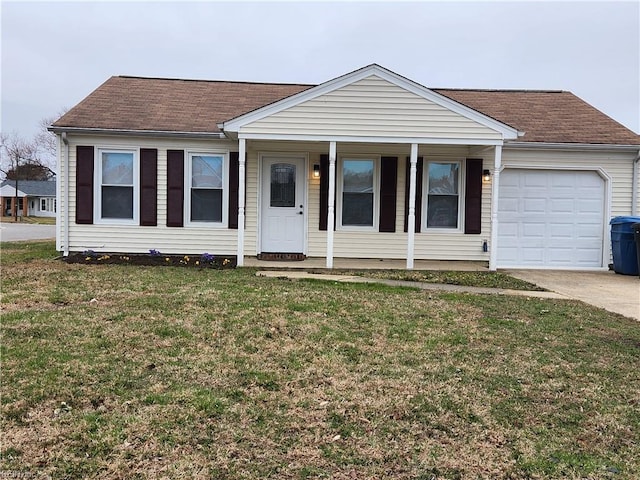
[[63, 135, 239, 255], [59, 134, 637, 265], [242, 76, 503, 140]]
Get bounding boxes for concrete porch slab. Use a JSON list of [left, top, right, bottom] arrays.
[[243, 257, 488, 272]]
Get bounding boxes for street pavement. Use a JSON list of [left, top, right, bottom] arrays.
[[0, 222, 56, 242]]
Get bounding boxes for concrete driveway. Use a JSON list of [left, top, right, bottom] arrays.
[[0, 222, 56, 242], [505, 269, 640, 320]]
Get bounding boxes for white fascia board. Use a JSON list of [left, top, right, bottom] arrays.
[[222, 64, 519, 140], [504, 141, 640, 152], [238, 132, 504, 146], [48, 126, 226, 139]]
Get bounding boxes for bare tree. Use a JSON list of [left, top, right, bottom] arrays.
[[1, 109, 68, 219], [0, 132, 42, 220]]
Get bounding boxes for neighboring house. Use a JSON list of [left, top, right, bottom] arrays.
[[49, 64, 640, 270], [0, 179, 57, 218]]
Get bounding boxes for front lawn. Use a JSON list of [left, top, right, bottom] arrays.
[[1, 242, 639, 479]]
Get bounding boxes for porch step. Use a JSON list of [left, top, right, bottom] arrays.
[[257, 252, 307, 261]]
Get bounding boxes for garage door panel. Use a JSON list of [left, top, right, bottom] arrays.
[[498, 169, 604, 268], [523, 198, 546, 213], [550, 199, 574, 213], [548, 223, 573, 239]]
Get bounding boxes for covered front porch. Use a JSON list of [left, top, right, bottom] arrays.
[[221, 65, 520, 271]]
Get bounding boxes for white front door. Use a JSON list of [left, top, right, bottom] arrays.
[[260, 155, 306, 253]]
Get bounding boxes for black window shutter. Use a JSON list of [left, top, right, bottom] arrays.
[[319, 154, 329, 231], [464, 158, 483, 234], [379, 157, 397, 232], [166, 150, 184, 227], [228, 152, 239, 229], [140, 148, 157, 226], [404, 157, 423, 232], [76, 146, 94, 224]]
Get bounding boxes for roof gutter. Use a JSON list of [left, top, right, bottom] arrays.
[[61, 132, 69, 257], [504, 141, 640, 151], [48, 126, 227, 139]]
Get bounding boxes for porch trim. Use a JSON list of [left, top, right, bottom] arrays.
[[327, 141, 336, 268], [238, 132, 504, 146], [237, 138, 246, 266], [489, 145, 502, 271], [406, 143, 418, 269]]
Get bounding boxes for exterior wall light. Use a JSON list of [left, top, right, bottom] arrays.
[[313, 164, 320, 178], [482, 169, 491, 183]]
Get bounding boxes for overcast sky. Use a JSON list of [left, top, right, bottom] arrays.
[[2, 0, 639, 139]]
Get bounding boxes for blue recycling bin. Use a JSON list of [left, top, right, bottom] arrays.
[[610, 216, 640, 275]]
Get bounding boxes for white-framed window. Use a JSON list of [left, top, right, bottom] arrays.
[[40, 198, 46, 211], [186, 152, 228, 226], [423, 160, 462, 230], [338, 157, 379, 230], [95, 148, 138, 224]]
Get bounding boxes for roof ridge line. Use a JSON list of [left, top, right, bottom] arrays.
[[116, 75, 315, 87]]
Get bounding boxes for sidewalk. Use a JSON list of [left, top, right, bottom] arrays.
[[256, 270, 567, 299]]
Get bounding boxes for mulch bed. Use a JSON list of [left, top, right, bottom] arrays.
[[63, 251, 237, 269]]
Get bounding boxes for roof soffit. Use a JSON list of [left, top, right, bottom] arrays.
[[221, 64, 520, 140]]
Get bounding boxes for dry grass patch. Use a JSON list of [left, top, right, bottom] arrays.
[[1, 242, 639, 479]]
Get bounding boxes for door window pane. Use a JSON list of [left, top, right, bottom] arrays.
[[270, 163, 296, 207], [342, 159, 374, 226]]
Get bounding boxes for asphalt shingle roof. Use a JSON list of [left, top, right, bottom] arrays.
[[1, 180, 56, 196], [52, 75, 640, 145]]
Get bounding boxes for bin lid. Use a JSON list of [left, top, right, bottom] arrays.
[[609, 216, 640, 225]]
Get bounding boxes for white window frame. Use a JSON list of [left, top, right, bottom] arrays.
[[421, 159, 464, 232], [337, 156, 380, 231], [94, 148, 139, 225], [40, 198, 46, 211], [185, 151, 229, 227]]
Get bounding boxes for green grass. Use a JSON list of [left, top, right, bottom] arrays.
[[343, 269, 544, 290], [1, 241, 639, 479], [0, 216, 56, 225]]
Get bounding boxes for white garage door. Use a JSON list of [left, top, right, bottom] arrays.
[[498, 169, 605, 268]]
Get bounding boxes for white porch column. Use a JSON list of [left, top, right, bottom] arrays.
[[489, 144, 502, 271], [406, 143, 418, 269], [326, 141, 336, 268], [237, 138, 246, 267]]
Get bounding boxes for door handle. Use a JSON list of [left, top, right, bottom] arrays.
[[298, 211, 304, 215]]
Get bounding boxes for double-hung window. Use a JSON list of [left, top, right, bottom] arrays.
[[97, 149, 137, 223], [424, 161, 461, 229], [188, 153, 227, 225], [339, 158, 378, 229]]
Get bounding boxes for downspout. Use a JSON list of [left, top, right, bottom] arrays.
[[62, 132, 69, 256], [489, 145, 502, 271], [633, 149, 640, 215]]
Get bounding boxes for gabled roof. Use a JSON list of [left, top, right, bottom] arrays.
[[434, 89, 640, 145], [52, 77, 312, 135], [0, 180, 56, 196], [220, 64, 520, 141], [51, 67, 640, 145]]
